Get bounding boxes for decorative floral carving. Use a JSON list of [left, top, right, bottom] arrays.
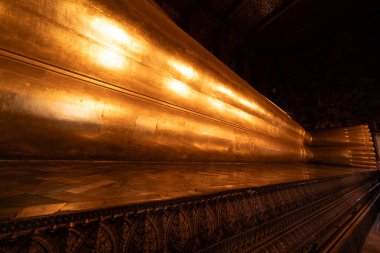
[[166, 210, 192, 252], [124, 216, 160, 253], [76, 224, 116, 253]]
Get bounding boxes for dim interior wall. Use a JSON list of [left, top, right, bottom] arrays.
[[374, 134, 380, 161]]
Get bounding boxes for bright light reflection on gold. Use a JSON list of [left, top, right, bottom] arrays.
[[215, 85, 262, 113], [240, 99, 259, 110], [87, 16, 271, 130], [36, 94, 105, 123], [58, 102, 99, 121], [165, 79, 190, 96], [166, 78, 255, 123], [168, 60, 197, 79], [89, 17, 143, 55], [215, 86, 234, 97], [209, 98, 225, 110], [92, 18, 130, 45], [235, 110, 250, 119], [96, 49, 124, 69]]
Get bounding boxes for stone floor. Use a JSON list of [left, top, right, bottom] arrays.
[[0, 161, 373, 220], [361, 212, 380, 253]]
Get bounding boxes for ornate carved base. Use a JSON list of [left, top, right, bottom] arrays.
[[0, 171, 378, 253]]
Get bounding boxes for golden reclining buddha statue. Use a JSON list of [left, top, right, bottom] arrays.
[[0, 0, 375, 167], [0, 1, 378, 253]]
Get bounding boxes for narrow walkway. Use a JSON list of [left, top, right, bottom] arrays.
[[361, 212, 380, 252]]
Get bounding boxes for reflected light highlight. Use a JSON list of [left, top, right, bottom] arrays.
[[215, 85, 262, 113], [166, 79, 190, 96], [209, 98, 225, 110], [215, 86, 234, 97], [96, 49, 124, 69], [235, 110, 250, 120], [90, 17, 143, 53], [169, 60, 197, 79], [59, 103, 98, 121], [92, 18, 130, 44], [45, 95, 105, 123], [240, 99, 260, 110]]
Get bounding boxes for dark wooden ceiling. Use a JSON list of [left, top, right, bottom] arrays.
[[154, 0, 380, 130]]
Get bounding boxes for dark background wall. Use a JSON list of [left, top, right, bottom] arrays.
[[153, 0, 380, 131], [268, 14, 380, 130]]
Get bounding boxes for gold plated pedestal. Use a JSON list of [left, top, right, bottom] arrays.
[[0, 161, 378, 253]]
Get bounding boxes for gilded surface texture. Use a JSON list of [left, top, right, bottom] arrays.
[[0, 0, 311, 163]]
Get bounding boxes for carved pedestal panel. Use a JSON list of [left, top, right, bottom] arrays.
[[0, 171, 378, 253]]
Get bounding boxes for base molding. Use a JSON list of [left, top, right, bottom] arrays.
[[323, 182, 380, 253], [0, 171, 378, 253]]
